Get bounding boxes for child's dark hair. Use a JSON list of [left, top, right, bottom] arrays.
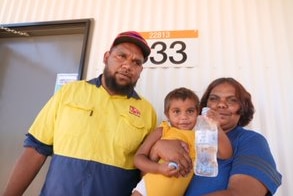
[[164, 87, 199, 114]]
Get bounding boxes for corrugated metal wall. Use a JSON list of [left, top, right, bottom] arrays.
[[1, 0, 292, 195]]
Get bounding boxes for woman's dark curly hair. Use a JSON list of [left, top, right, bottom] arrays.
[[200, 78, 255, 127]]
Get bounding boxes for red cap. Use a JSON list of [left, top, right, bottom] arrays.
[[111, 31, 151, 62]]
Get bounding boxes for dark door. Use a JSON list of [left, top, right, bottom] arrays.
[[0, 19, 91, 195]]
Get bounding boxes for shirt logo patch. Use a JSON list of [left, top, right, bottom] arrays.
[[129, 106, 141, 117]]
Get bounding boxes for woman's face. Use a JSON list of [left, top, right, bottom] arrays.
[[207, 82, 241, 132]]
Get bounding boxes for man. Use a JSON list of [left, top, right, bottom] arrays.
[[4, 31, 158, 196]]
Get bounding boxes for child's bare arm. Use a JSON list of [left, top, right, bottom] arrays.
[[134, 127, 179, 177]]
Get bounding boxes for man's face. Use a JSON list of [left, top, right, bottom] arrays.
[[102, 42, 144, 95]]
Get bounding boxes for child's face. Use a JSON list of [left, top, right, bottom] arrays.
[[167, 98, 198, 130]]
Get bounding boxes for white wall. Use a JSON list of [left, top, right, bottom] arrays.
[[1, 0, 292, 195]]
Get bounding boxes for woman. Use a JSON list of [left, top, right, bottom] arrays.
[[150, 77, 282, 196]]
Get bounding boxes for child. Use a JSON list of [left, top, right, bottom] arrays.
[[132, 87, 232, 196]]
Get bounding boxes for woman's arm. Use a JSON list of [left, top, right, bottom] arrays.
[[204, 174, 268, 196], [217, 127, 233, 159], [204, 108, 232, 159]]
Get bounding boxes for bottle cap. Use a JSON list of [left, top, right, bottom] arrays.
[[201, 107, 210, 116], [168, 162, 179, 169]]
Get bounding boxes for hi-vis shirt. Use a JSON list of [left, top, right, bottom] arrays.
[[24, 75, 157, 196]]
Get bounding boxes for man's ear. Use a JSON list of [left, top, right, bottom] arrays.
[[103, 51, 110, 64]]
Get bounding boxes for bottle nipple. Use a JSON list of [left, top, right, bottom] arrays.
[[201, 107, 210, 116]]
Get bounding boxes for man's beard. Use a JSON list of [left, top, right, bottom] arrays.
[[103, 67, 137, 96]]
